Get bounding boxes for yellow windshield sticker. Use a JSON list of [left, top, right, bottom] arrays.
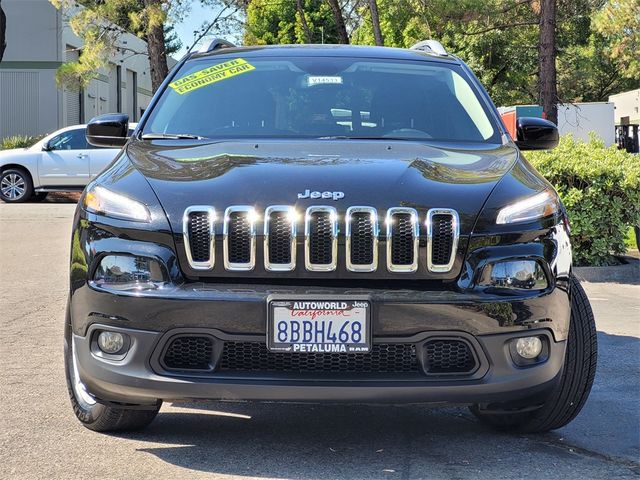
[[169, 58, 255, 94]]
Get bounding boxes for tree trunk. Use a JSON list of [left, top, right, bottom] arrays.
[[296, 0, 313, 43], [143, 0, 169, 93], [0, 1, 7, 62], [369, 0, 383, 46], [327, 0, 349, 44], [538, 0, 557, 124]]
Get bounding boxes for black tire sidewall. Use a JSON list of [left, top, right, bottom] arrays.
[[63, 321, 107, 424], [0, 168, 34, 203]]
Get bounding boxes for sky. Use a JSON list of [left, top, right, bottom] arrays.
[[172, 2, 242, 58]]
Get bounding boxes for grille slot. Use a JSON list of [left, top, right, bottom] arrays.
[[219, 342, 420, 373], [264, 206, 296, 271], [183, 207, 215, 270], [223, 206, 256, 271], [386, 208, 419, 272], [424, 339, 477, 374], [427, 209, 459, 272], [305, 206, 337, 271], [163, 336, 214, 371], [346, 207, 378, 272]]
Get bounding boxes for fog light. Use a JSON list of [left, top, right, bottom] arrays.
[[515, 336, 543, 359], [97, 331, 125, 354]]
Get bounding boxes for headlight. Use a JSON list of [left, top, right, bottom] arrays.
[[478, 260, 548, 290], [84, 184, 150, 222], [496, 190, 558, 224]]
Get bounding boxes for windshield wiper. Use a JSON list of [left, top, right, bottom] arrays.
[[141, 133, 207, 140]]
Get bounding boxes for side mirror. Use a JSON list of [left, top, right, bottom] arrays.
[[86, 113, 130, 148], [515, 117, 559, 150], [42, 141, 52, 152]]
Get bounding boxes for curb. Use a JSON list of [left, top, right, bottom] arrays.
[[573, 256, 640, 284]]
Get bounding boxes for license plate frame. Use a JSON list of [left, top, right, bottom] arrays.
[[267, 295, 372, 353]]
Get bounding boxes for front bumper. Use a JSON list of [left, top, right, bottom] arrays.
[[70, 282, 569, 407]]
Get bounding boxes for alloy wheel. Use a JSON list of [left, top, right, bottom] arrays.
[[0, 172, 26, 200]]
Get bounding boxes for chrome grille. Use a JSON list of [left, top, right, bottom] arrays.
[[386, 208, 419, 273], [264, 206, 296, 271], [223, 206, 256, 271], [183, 206, 215, 270], [183, 205, 458, 274], [305, 206, 337, 271], [427, 209, 459, 273], [346, 206, 378, 272]]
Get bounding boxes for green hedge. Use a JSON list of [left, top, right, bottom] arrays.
[[527, 135, 640, 266], [1, 134, 45, 150]]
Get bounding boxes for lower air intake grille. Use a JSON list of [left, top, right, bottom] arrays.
[[219, 342, 420, 373], [163, 336, 214, 371], [391, 213, 415, 265], [431, 214, 455, 266], [308, 211, 334, 265], [424, 339, 476, 374], [187, 212, 211, 263]]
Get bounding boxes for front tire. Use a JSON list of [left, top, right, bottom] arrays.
[[0, 168, 33, 203], [64, 322, 161, 432], [471, 275, 597, 433]]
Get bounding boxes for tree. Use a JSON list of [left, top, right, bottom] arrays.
[[327, 0, 349, 44], [368, 0, 383, 46], [164, 24, 183, 56], [244, 0, 341, 45], [296, 0, 313, 42], [141, 0, 168, 92], [592, 0, 640, 78], [0, 0, 6, 62], [50, 0, 177, 92], [538, 0, 558, 124]]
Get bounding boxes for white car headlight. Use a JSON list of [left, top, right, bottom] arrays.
[[496, 190, 558, 224], [84, 184, 150, 222]]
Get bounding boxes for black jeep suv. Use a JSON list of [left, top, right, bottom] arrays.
[[65, 40, 596, 433]]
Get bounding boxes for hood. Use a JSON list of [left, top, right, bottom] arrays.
[[126, 139, 518, 235], [0, 148, 27, 156]]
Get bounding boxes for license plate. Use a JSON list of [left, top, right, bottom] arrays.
[[268, 298, 371, 353]]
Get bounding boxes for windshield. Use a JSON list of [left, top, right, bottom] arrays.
[[143, 56, 500, 143]]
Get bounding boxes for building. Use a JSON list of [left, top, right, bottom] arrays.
[[556, 102, 615, 146], [0, 0, 160, 139], [609, 89, 640, 125]]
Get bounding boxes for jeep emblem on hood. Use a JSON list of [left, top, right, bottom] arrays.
[[298, 189, 345, 201]]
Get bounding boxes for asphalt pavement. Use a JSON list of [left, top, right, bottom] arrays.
[[1, 198, 638, 480]]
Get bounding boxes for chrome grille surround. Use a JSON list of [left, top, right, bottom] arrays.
[[386, 207, 419, 273], [426, 208, 459, 273], [304, 206, 338, 272], [223, 206, 257, 271], [182, 206, 216, 270], [345, 206, 379, 272], [264, 205, 297, 271]]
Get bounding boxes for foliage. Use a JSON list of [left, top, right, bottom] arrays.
[[592, 0, 640, 79], [240, 0, 639, 107], [243, 0, 339, 45], [527, 135, 640, 266], [1, 135, 45, 150], [164, 23, 182, 55]]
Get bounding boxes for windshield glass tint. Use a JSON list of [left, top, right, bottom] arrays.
[[143, 56, 499, 143]]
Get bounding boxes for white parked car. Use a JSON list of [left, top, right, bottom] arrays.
[[0, 123, 135, 203]]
